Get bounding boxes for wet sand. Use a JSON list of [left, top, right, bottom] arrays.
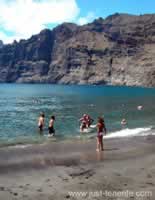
[[0, 136, 155, 200]]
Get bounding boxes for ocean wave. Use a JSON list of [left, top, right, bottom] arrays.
[[105, 127, 153, 139], [8, 144, 33, 149], [0, 127, 155, 149]]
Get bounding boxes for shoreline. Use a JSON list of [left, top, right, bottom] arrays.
[[0, 125, 153, 148], [0, 135, 155, 199], [1, 82, 155, 90]]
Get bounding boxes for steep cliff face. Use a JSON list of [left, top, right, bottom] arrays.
[[0, 13, 155, 87], [0, 29, 54, 83], [0, 40, 3, 49]]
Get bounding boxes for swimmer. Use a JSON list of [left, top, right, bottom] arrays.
[[38, 113, 45, 134], [48, 116, 55, 136], [121, 118, 127, 126], [137, 105, 143, 110], [96, 117, 106, 151]]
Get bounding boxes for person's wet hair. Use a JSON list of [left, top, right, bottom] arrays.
[[98, 117, 104, 123], [51, 116, 55, 120], [40, 113, 45, 117]]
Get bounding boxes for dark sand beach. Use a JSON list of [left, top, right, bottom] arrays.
[[0, 136, 155, 200]]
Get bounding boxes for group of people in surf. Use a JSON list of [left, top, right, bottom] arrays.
[[38, 112, 106, 152], [37, 104, 143, 151]]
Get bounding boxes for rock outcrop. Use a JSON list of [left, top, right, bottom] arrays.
[[0, 13, 155, 87], [0, 40, 3, 49]]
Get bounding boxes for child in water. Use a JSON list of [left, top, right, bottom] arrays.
[[96, 117, 106, 151], [48, 116, 55, 136]]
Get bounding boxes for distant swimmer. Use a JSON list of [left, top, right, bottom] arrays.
[[96, 117, 106, 152], [137, 105, 143, 110], [48, 116, 55, 137], [38, 113, 45, 134], [121, 118, 127, 127]]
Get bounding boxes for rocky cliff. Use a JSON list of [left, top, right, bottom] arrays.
[[0, 40, 3, 49], [0, 13, 155, 87]]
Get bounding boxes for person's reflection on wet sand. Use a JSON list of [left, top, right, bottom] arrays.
[[96, 151, 104, 161]]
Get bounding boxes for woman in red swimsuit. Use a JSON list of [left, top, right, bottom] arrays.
[[96, 117, 106, 151]]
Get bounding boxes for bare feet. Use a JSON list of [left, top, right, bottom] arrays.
[[96, 148, 104, 152], [96, 149, 100, 152]]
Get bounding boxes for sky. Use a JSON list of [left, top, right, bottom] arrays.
[[0, 0, 154, 44]]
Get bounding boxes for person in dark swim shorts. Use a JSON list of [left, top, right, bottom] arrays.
[[48, 116, 55, 136]]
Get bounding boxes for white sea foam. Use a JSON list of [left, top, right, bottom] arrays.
[[8, 144, 32, 149], [77, 126, 155, 140], [104, 127, 153, 139]]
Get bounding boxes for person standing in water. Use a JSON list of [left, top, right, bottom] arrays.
[[79, 114, 87, 132], [86, 115, 94, 128], [48, 116, 55, 136], [79, 114, 94, 132], [38, 113, 45, 134], [96, 117, 106, 151]]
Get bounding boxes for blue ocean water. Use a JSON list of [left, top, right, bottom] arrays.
[[0, 84, 155, 146]]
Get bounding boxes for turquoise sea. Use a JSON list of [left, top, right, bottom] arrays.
[[0, 84, 155, 147]]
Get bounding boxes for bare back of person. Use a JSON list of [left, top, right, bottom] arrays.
[[38, 114, 45, 133]]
